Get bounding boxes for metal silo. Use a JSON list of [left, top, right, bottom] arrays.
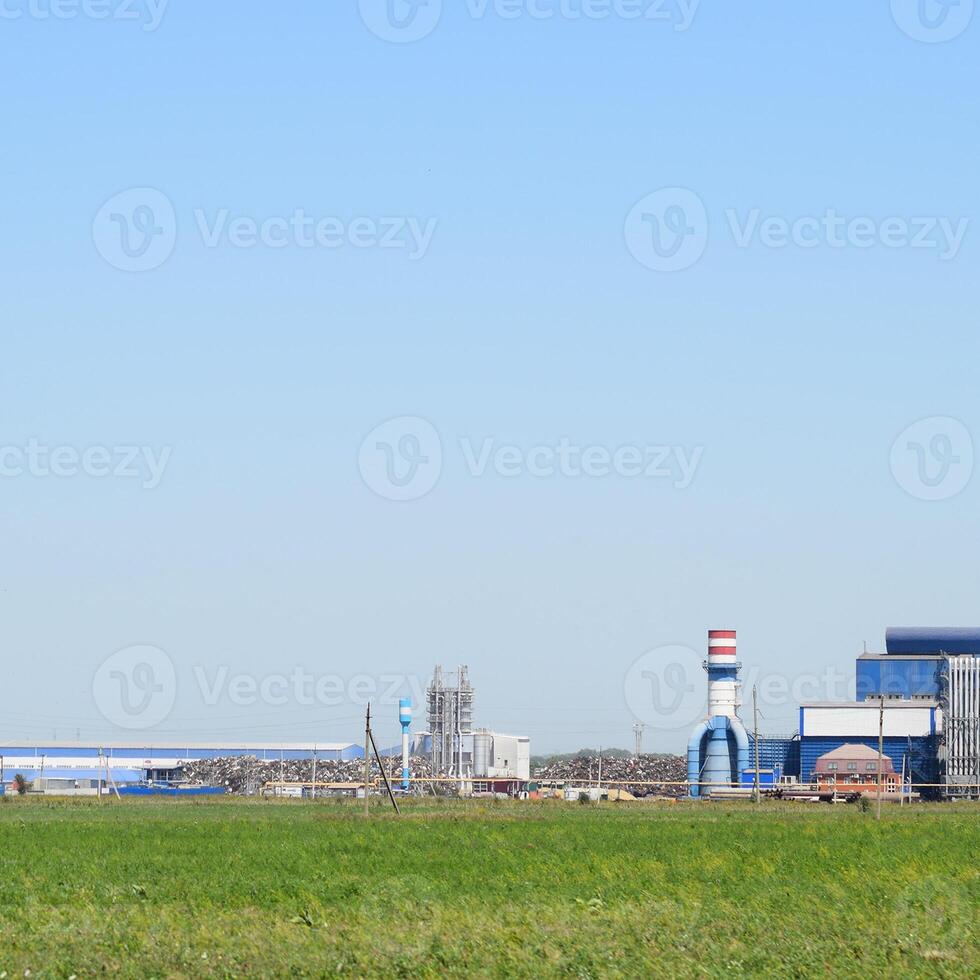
[[473, 730, 491, 779]]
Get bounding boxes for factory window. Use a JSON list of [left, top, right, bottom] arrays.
[[847, 762, 857, 771], [827, 763, 838, 771], [866, 763, 877, 772]]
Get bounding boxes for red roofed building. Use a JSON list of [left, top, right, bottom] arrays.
[[814, 744, 899, 793]]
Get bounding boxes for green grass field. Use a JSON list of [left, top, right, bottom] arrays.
[[0, 797, 977, 978]]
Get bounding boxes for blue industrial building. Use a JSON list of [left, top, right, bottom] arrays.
[[0, 742, 363, 793], [855, 655, 943, 701], [796, 627, 979, 797], [689, 626, 980, 799], [748, 734, 800, 779]]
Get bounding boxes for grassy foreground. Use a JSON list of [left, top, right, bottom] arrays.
[[0, 797, 977, 978]]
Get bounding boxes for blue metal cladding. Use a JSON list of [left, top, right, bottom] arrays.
[[886, 627, 980, 656], [748, 736, 800, 778], [799, 736, 938, 787], [855, 658, 942, 700]]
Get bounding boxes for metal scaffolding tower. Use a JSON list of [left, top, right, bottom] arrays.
[[941, 656, 980, 798], [426, 665, 474, 778]]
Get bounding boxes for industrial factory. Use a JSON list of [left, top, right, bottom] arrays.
[[418, 664, 531, 791], [0, 663, 530, 797], [688, 626, 980, 801], [2, 630, 978, 802]]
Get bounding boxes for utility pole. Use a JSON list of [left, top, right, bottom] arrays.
[[597, 747, 602, 791], [753, 685, 761, 805], [633, 723, 644, 758], [368, 726, 400, 814], [311, 746, 317, 802], [877, 696, 884, 821], [363, 703, 371, 817]]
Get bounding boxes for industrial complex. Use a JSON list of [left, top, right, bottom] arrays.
[[0, 663, 530, 797], [689, 626, 978, 800], [2, 628, 978, 801]]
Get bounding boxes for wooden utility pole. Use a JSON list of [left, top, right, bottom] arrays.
[[311, 746, 317, 802], [753, 685, 761, 805], [368, 728, 400, 814], [877, 696, 884, 821], [363, 703, 371, 817]]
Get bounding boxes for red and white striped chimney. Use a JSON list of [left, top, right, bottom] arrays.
[[706, 629, 741, 719]]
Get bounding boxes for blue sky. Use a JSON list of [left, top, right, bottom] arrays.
[[1, 2, 977, 752]]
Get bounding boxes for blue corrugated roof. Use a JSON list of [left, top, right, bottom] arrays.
[[886, 627, 980, 655]]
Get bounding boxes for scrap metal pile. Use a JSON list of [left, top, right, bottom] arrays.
[[180, 755, 436, 794], [533, 754, 688, 798]]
